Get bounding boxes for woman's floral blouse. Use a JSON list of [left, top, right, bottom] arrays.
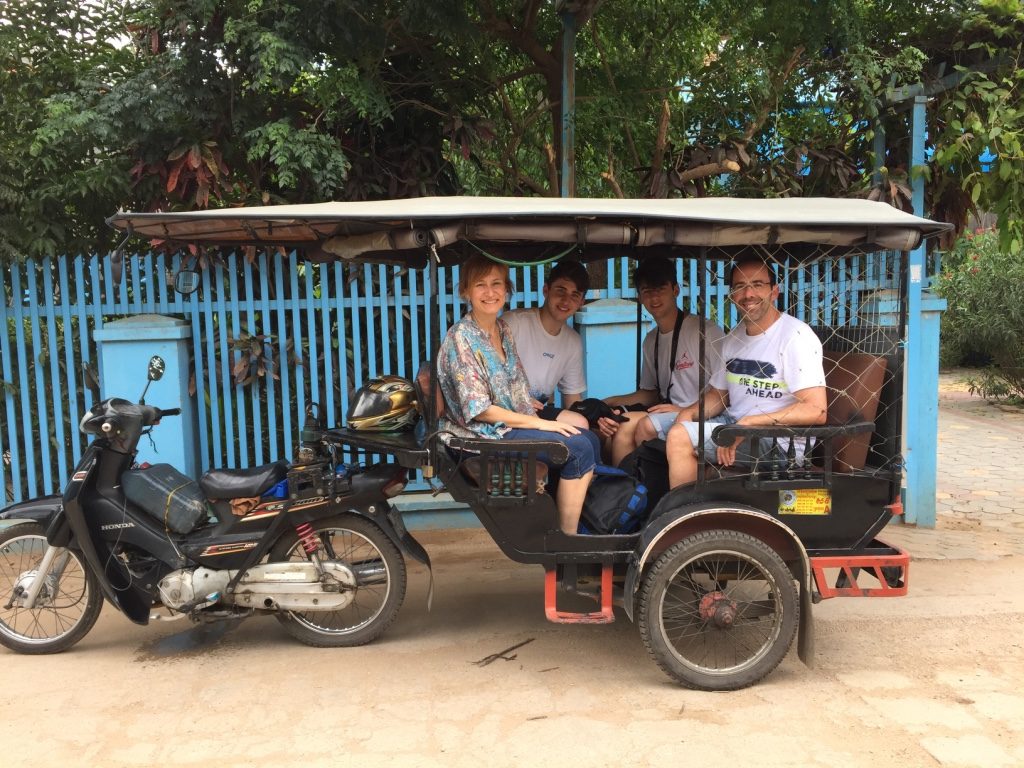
[[437, 313, 533, 440]]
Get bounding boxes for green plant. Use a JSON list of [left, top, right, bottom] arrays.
[[936, 229, 1024, 401]]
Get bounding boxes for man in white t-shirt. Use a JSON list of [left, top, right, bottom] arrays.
[[600, 257, 725, 465], [665, 256, 827, 487], [503, 261, 590, 428]]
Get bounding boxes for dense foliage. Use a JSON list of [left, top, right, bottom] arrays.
[[937, 229, 1024, 402], [1, 0, 1023, 260]]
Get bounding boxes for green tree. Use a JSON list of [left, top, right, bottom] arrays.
[[3, 0, 1024, 261], [0, 0, 137, 259]]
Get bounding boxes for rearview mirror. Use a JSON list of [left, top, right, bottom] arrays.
[[174, 268, 201, 295], [148, 356, 166, 382]]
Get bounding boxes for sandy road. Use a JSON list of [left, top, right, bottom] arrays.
[[2, 528, 1023, 768]]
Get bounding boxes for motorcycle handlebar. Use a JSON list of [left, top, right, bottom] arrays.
[[140, 405, 181, 426]]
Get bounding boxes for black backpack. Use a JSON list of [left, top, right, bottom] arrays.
[[618, 439, 670, 516], [579, 465, 648, 535]]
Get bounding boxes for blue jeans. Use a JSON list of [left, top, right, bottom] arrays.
[[502, 427, 599, 479]]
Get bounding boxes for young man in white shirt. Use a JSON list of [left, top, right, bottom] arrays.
[[599, 257, 725, 465], [665, 256, 828, 487], [503, 260, 590, 429]]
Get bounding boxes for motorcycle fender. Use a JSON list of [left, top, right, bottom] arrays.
[[343, 501, 433, 610], [622, 501, 813, 664], [0, 495, 61, 527]]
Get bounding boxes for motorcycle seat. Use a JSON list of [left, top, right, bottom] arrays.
[[200, 461, 290, 500]]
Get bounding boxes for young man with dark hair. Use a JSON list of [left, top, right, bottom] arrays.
[[664, 256, 827, 487], [503, 260, 590, 427], [599, 257, 725, 465]]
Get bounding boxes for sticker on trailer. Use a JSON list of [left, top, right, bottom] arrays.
[[778, 489, 831, 515]]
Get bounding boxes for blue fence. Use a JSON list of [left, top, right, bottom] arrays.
[[1, 251, 902, 504]]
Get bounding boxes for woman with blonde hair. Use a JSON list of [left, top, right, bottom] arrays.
[[436, 254, 597, 534]]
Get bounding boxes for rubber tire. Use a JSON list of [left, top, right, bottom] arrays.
[[269, 514, 406, 648], [637, 528, 799, 691], [0, 523, 103, 655]]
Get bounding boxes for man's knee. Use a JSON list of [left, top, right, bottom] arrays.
[[665, 422, 695, 455], [557, 409, 589, 430], [634, 416, 656, 444]]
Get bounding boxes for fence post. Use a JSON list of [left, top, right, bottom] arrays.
[[94, 315, 200, 478], [904, 93, 943, 528]]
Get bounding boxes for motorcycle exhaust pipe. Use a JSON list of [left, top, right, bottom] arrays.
[[350, 559, 387, 586]]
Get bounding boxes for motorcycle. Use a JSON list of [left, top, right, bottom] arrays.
[[0, 356, 429, 654]]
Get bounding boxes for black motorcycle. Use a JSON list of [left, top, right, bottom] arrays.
[[0, 356, 429, 654]]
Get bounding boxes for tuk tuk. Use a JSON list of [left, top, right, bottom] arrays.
[[104, 196, 949, 690]]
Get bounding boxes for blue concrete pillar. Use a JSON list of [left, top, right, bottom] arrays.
[[94, 315, 200, 478], [574, 298, 643, 399], [904, 292, 946, 527], [904, 93, 943, 528]]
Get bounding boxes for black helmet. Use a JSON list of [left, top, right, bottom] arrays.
[[347, 375, 419, 431]]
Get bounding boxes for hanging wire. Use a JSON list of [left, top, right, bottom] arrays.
[[462, 238, 577, 267]]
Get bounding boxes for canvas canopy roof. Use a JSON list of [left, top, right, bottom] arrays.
[[107, 196, 952, 266]]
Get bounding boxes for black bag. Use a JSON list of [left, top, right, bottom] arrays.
[[567, 398, 628, 430], [618, 439, 670, 516], [579, 465, 648, 535], [122, 463, 207, 534]]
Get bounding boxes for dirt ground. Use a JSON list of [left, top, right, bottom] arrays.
[[2, 528, 1023, 768]]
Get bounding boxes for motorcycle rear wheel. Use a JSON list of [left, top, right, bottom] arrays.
[[0, 523, 103, 654], [269, 514, 406, 647]]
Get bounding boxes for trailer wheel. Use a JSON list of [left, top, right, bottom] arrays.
[[637, 528, 798, 691]]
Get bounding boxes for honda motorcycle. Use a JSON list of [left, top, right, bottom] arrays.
[[0, 356, 429, 654]]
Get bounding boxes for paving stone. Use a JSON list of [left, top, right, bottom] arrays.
[[859, 696, 979, 732], [933, 668, 1012, 694], [966, 692, 1024, 731], [834, 670, 914, 690], [919, 734, 1016, 767]]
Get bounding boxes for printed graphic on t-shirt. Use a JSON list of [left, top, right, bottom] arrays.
[[726, 358, 789, 400], [675, 351, 694, 372]]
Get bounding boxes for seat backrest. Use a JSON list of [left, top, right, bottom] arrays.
[[415, 359, 445, 432], [823, 350, 888, 472]]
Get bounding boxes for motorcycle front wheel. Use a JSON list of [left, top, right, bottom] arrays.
[[269, 514, 407, 647], [0, 523, 103, 654]]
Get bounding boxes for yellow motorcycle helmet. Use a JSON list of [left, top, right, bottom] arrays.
[[346, 375, 420, 431]]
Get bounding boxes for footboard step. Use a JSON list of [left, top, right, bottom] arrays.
[[544, 564, 615, 624], [810, 540, 910, 599]]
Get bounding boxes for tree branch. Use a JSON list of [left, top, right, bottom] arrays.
[[543, 143, 559, 194], [601, 151, 624, 198], [740, 46, 805, 145], [479, 156, 549, 196], [675, 160, 741, 184], [647, 99, 671, 196], [590, 20, 639, 168]]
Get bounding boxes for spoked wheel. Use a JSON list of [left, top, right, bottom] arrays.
[[269, 514, 406, 647], [0, 523, 103, 654], [638, 529, 799, 691]]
